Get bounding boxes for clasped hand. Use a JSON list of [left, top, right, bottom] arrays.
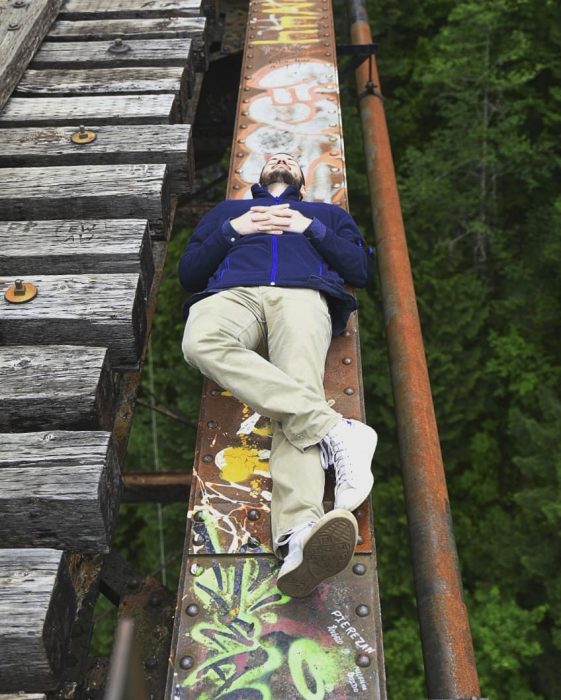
[[230, 203, 312, 236]]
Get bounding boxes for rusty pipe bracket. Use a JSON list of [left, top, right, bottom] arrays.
[[4, 279, 37, 303], [337, 43, 379, 93]]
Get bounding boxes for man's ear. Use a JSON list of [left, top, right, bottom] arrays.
[[299, 185, 307, 200]]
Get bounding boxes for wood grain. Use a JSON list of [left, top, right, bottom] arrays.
[[16, 66, 189, 119], [0, 0, 63, 111], [0, 164, 171, 238], [0, 346, 113, 432], [0, 549, 76, 691], [0, 274, 146, 366], [0, 94, 177, 127], [48, 16, 207, 69], [0, 125, 193, 196], [0, 431, 121, 552], [60, 0, 204, 20]]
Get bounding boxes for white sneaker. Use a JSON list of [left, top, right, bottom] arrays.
[[276, 509, 358, 598], [320, 418, 377, 511]]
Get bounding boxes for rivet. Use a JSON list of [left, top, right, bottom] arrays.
[[238, 138, 245, 143], [185, 604, 199, 616], [243, 98, 250, 103], [149, 592, 162, 607], [325, 52, 331, 56], [356, 604, 370, 617], [233, 184, 241, 190], [248, 43, 254, 48], [344, 387, 354, 395], [329, 136, 337, 142], [341, 329, 350, 337], [244, 87, 251, 91], [333, 183, 341, 189], [247, 64, 253, 69], [353, 563, 366, 575], [210, 388, 220, 396], [240, 124, 248, 129], [202, 454, 213, 463], [331, 167, 340, 173], [8, 21, 20, 30], [323, 42, 329, 46], [330, 150, 339, 156], [357, 534, 364, 544], [235, 169, 242, 173], [242, 111, 249, 116], [194, 511, 205, 522], [207, 420, 217, 428], [190, 563, 204, 576], [145, 657, 158, 670], [192, 533, 204, 545], [342, 357, 352, 365], [179, 656, 194, 670], [355, 509, 364, 518], [247, 535, 261, 548], [357, 654, 371, 668], [236, 152, 244, 157], [248, 509, 260, 521]]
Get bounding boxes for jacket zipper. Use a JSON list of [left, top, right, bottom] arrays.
[[269, 236, 278, 285]]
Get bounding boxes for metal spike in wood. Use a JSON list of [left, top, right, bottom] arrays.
[[166, 2, 387, 698]]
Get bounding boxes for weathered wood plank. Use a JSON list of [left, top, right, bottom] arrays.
[[0, 94, 177, 127], [0, 695, 46, 699], [0, 346, 113, 432], [0, 164, 171, 238], [15, 67, 189, 119], [0, 549, 76, 692], [0, 220, 154, 286], [31, 37, 193, 68], [0, 125, 193, 196], [0, 431, 120, 552], [60, 0, 204, 20], [0, 274, 146, 366], [48, 17, 208, 70], [0, 0, 63, 112]]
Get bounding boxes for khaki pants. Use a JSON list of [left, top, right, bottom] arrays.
[[181, 286, 341, 554]]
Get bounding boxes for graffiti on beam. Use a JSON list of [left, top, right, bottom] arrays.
[[181, 558, 374, 698], [250, 1, 324, 46], [190, 399, 273, 554], [236, 60, 346, 204]]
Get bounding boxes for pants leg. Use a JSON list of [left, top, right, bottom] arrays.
[[182, 287, 339, 450], [262, 288, 335, 552]]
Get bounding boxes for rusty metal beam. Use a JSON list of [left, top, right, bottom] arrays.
[[346, 1, 483, 698]]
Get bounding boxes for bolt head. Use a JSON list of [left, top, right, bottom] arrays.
[[247, 535, 260, 548], [248, 509, 260, 521], [207, 420, 217, 428], [179, 655, 194, 670], [185, 604, 199, 616], [356, 604, 370, 617], [357, 534, 364, 545], [192, 533, 204, 545], [202, 454, 213, 463], [353, 563, 366, 575], [194, 511, 205, 522], [189, 563, 204, 577], [356, 653, 371, 667], [344, 387, 354, 395]]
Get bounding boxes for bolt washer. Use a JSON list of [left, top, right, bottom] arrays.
[[4, 280, 37, 303]]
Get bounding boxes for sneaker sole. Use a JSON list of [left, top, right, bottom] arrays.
[[277, 510, 358, 598]]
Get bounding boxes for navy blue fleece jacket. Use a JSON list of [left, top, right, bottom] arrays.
[[178, 183, 375, 335]]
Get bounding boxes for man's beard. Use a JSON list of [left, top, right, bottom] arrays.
[[260, 167, 302, 188]]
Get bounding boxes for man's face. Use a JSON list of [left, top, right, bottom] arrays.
[[259, 153, 305, 189]]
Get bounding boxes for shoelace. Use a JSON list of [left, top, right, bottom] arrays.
[[328, 436, 355, 492]]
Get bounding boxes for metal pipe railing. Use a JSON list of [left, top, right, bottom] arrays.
[[346, 1, 483, 698]]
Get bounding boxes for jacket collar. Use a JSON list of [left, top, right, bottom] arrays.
[[251, 183, 301, 201]]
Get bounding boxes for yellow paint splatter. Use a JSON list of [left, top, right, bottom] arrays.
[[220, 446, 269, 483], [252, 424, 272, 437]]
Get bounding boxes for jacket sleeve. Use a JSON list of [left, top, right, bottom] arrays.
[[178, 204, 241, 292], [303, 210, 376, 288]]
